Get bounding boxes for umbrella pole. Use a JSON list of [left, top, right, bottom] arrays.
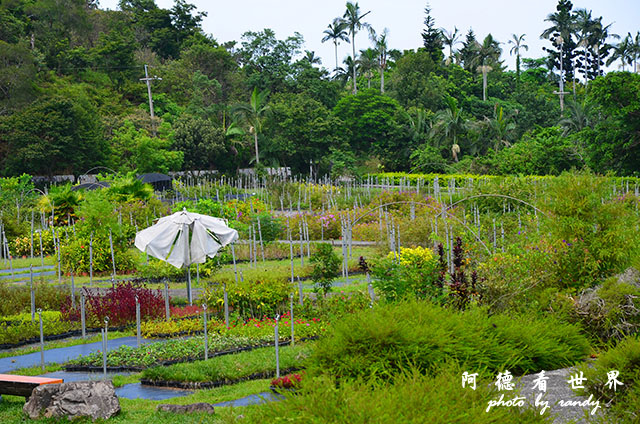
[[187, 265, 192, 306]]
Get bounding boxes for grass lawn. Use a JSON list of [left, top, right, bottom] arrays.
[[0, 379, 269, 423]]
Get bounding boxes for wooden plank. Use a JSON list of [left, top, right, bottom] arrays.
[[0, 374, 63, 398], [0, 374, 62, 385]]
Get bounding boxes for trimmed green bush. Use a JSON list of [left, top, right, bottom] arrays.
[[310, 300, 590, 380]]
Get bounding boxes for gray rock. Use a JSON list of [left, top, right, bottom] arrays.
[[157, 403, 215, 414], [24, 381, 120, 420]]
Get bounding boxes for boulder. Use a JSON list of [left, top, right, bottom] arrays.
[[24, 381, 120, 420], [157, 403, 215, 414]]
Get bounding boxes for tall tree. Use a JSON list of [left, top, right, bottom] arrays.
[[232, 88, 271, 165], [541, 0, 578, 84], [342, 1, 371, 94], [369, 27, 391, 93], [458, 29, 479, 72], [474, 34, 502, 101], [357, 48, 377, 89], [421, 3, 443, 63], [509, 34, 528, 85], [607, 35, 633, 71], [430, 96, 468, 161], [440, 27, 460, 64], [321, 18, 350, 72]]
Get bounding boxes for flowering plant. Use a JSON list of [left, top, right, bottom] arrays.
[[271, 372, 303, 389]]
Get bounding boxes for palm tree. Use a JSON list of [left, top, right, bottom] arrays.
[[441, 27, 460, 64], [334, 55, 357, 89], [357, 48, 377, 89], [304, 50, 322, 66], [589, 18, 619, 76], [430, 96, 468, 162], [474, 34, 501, 101], [369, 27, 390, 93], [342, 1, 371, 94], [232, 87, 270, 165], [321, 18, 350, 72], [574, 9, 595, 84], [508, 34, 528, 85], [628, 32, 640, 73], [484, 106, 515, 152], [558, 100, 594, 134], [607, 35, 633, 71]]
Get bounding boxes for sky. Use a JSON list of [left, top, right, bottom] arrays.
[[98, 0, 640, 72]]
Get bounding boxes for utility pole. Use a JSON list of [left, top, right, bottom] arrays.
[[140, 64, 162, 136]]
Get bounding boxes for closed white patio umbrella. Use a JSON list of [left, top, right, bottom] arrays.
[[135, 209, 238, 304]]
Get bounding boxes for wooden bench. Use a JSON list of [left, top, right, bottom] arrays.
[[0, 374, 63, 398]]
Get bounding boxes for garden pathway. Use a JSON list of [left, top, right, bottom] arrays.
[[0, 337, 157, 373], [517, 365, 603, 423]]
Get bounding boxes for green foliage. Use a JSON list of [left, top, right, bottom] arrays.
[[310, 243, 341, 296], [242, 365, 548, 424], [205, 276, 292, 319], [0, 311, 74, 345], [578, 335, 640, 423], [0, 96, 109, 176], [0, 283, 69, 316], [583, 72, 640, 175], [141, 344, 311, 383], [310, 300, 589, 380], [543, 171, 640, 287], [475, 127, 583, 175], [371, 246, 441, 302], [572, 278, 640, 343]]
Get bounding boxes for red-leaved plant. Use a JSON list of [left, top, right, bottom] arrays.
[[61, 282, 164, 327], [271, 373, 303, 389]]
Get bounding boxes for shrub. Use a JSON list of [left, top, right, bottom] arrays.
[[271, 372, 303, 389], [0, 283, 69, 316], [61, 282, 165, 327], [10, 228, 57, 257], [542, 171, 640, 288], [205, 276, 292, 319], [240, 365, 548, 424], [578, 335, 640, 423], [0, 311, 75, 344], [310, 243, 341, 296], [572, 278, 640, 343], [61, 233, 135, 274], [371, 246, 441, 302], [310, 300, 590, 381]]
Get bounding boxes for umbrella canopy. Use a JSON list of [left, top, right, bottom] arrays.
[[134, 209, 238, 268]]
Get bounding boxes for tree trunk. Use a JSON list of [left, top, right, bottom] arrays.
[[334, 41, 339, 72], [254, 132, 259, 165], [351, 32, 357, 94], [482, 70, 488, 101], [380, 67, 385, 93]]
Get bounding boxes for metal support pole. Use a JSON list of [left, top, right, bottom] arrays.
[[38, 309, 44, 371], [203, 304, 208, 360], [81, 294, 86, 339], [135, 296, 141, 348], [275, 314, 280, 379]]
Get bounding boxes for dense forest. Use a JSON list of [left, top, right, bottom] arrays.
[[0, 0, 638, 178]]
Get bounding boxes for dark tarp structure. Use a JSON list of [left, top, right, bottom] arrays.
[[137, 173, 173, 192], [70, 181, 110, 191]]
